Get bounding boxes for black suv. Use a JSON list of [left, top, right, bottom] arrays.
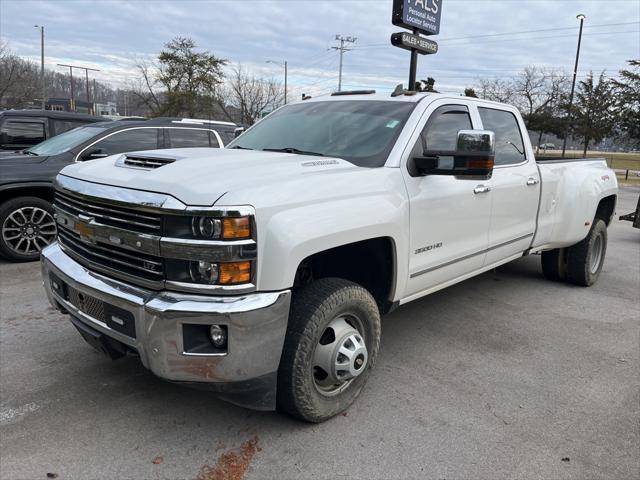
[[0, 118, 237, 261], [0, 110, 104, 152]]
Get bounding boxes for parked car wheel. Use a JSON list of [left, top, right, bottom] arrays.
[[566, 219, 608, 286], [0, 197, 57, 262], [277, 278, 381, 422], [541, 248, 567, 281]]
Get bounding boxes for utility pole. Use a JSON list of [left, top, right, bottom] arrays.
[[34, 25, 45, 109], [332, 35, 357, 92], [561, 13, 586, 158], [57, 64, 100, 113]]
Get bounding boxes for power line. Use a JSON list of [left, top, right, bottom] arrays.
[[353, 21, 640, 49], [296, 49, 337, 70]]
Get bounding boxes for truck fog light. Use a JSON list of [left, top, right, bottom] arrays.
[[209, 325, 227, 348], [192, 217, 221, 239], [189, 261, 219, 284]]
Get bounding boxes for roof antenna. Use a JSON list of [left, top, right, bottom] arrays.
[[391, 84, 405, 97]]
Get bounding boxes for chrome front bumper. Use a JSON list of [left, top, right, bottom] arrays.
[[41, 243, 291, 410]]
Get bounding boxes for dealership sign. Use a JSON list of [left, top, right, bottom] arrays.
[[391, 32, 438, 55], [391, 0, 443, 89], [392, 0, 442, 36]]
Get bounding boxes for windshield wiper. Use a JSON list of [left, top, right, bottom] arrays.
[[23, 150, 39, 156], [229, 145, 253, 150], [262, 147, 325, 157]]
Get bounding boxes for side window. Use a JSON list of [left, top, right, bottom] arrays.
[[216, 129, 235, 147], [422, 105, 472, 151], [478, 107, 526, 166], [0, 121, 46, 149], [168, 128, 212, 148], [92, 128, 159, 156], [52, 120, 85, 135]]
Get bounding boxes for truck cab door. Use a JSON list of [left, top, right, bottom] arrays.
[[401, 102, 492, 300], [476, 106, 540, 265]]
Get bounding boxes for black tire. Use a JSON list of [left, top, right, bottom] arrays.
[[0, 196, 56, 262], [277, 278, 381, 423], [566, 219, 608, 287], [541, 248, 568, 281]]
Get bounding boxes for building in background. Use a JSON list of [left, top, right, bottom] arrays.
[[95, 102, 119, 116]]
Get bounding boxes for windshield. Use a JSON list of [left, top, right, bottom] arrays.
[[227, 100, 416, 167], [27, 126, 107, 156]]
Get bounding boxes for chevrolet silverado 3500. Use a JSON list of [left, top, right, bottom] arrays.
[[41, 92, 618, 422]]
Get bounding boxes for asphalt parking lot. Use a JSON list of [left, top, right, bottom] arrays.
[[1, 186, 638, 480]]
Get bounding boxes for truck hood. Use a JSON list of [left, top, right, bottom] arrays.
[[59, 148, 362, 206]]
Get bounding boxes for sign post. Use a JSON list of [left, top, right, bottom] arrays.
[[391, 0, 443, 90]]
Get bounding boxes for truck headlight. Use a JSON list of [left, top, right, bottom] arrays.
[[192, 217, 221, 239], [167, 260, 252, 286], [189, 260, 219, 284], [166, 215, 252, 240]]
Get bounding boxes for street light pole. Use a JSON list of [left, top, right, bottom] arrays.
[[34, 25, 45, 110], [266, 60, 288, 104], [562, 13, 586, 158]]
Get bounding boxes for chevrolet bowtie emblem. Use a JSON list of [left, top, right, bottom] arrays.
[[76, 215, 96, 243]]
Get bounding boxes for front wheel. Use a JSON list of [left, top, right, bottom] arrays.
[[277, 278, 381, 423], [566, 219, 608, 286], [0, 197, 57, 262]]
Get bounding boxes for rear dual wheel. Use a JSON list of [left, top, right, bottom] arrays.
[[277, 278, 381, 423], [541, 219, 608, 287]]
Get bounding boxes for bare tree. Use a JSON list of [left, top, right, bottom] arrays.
[[513, 67, 569, 149], [477, 78, 516, 104], [514, 67, 568, 118], [129, 58, 163, 114], [225, 64, 284, 125], [513, 66, 547, 117], [0, 41, 39, 109]]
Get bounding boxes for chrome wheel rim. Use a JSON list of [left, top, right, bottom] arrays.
[[2, 207, 57, 256], [590, 233, 604, 275], [312, 314, 368, 397]]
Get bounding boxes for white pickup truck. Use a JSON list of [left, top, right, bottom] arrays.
[[41, 92, 618, 422]]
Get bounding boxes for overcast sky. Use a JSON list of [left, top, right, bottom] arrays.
[[1, 0, 638, 98]]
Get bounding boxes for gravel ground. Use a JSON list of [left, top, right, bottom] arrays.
[[1, 186, 638, 480]]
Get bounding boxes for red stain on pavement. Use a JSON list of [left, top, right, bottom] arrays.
[[196, 436, 260, 480]]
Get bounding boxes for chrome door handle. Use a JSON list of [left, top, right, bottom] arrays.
[[473, 185, 491, 194], [527, 177, 540, 186]]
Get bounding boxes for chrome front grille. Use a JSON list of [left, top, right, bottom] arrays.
[[57, 227, 164, 285], [54, 190, 161, 235], [52, 176, 257, 295], [54, 186, 165, 288]]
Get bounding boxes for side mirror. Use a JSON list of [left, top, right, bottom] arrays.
[[82, 148, 108, 160], [234, 127, 245, 138], [412, 130, 495, 178]]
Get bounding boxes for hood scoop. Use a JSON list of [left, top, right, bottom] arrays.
[[118, 154, 176, 170]]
